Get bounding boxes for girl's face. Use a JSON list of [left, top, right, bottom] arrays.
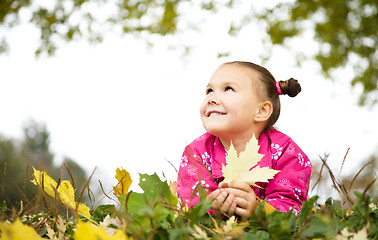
[[200, 64, 262, 141]]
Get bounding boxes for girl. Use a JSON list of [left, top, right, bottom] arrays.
[[177, 61, 311, 221]]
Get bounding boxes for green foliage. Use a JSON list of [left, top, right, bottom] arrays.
[[118, 173, 178, 237], [255, 0, 378, 105], [0, 0, 189, 57], [181, 196, 211, 225], [116, 173, 376, 239], [91, 204, 116, 223], [0, 168, 377, 239]]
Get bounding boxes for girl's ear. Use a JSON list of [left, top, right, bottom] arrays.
[[254, 101, 273, 122]]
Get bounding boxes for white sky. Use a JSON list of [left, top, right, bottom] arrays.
[[0, 2, 377, 202]]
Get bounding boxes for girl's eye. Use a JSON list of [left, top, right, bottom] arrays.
[[206, 88, 214, 95], [225, 86, 234, 92]]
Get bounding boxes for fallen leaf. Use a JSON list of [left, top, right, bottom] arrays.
[[264, 202, 277, 214], [192, 225, 209, 240], [223, 216, 248, 235], [0, 218, 43, 240], [211, 215, 248, 236], [31, 167, 91, 219], [77, 202, 91, 219], [56, 215, 66, 240], [45, 222, 58, 240], [74, 221, 128, 240], [31, 167, 58, 197], [100, 215, 124, 235], [113, 168, 132, 196], [169, 180, 177, 196], [351, 227, 368, 240]]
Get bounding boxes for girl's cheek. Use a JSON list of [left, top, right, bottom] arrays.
[[200, 99, 209, 112], [199, 105, 206, 116]]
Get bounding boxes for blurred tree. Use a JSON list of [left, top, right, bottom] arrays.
[[0, 0, 376, 104], [0, 120, 89, 208], [251, 0, 378, 105], [20, 120, 56, 176], [0, 0, 193, 56], [0, 136, 25, 205]]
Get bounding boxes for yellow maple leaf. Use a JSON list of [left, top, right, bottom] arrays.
[[77, 202, 92, 219], [31, 167, 91, 219], [31, 167, 58, 197], [211, 215, 248, 236], [57, 180, 76, 208], [74, 221, 128, 240], [264, 202, 277, 214], [0, 218, 43, 240], [113, 168, 132, 196], [222, 135, 280, 187]]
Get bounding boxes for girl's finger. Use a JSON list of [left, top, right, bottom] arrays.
[[234, 207, 250, 222], [234, 196, 257, 220], [220, 193, 235, 214], [226, 198, 237, 216], [228, 181, 254, 193], [223, 187, 246, 199], [207, 189, 221, 201], [212, 190, 228, 209], [233, 196, 251, 209]]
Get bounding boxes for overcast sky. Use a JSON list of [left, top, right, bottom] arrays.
[[1, 3, 377, 202]]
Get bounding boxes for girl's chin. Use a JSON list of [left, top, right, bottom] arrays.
[[205, 128, 229, 138], [203, 122, 232, 136]]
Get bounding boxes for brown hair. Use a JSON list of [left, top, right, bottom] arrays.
[[223, 61, 301, 130]]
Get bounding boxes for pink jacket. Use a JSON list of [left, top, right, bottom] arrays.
[[177, 130, 311, 214]]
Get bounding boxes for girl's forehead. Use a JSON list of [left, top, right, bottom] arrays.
[[209, 64, 259, 85]]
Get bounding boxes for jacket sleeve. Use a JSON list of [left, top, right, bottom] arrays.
[[177, 145, 217, 207], [263, 141, 312, 214]]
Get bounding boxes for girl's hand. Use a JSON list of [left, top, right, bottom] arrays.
[[223, 181, 257, 222], [207, 182, 237, 217]]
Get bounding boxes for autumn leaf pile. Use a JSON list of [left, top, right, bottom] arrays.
[[0, 138, 377, 239]]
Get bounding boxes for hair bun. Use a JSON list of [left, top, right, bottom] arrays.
[[279, 78, 301, 97]]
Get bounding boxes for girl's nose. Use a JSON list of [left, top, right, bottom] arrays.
[[208, 96, 219, 105]]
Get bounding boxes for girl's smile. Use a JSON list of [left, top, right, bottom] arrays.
[[205, 108, 227, 117]]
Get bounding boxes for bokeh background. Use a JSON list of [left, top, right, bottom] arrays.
[[1, 0, 377, 206]]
